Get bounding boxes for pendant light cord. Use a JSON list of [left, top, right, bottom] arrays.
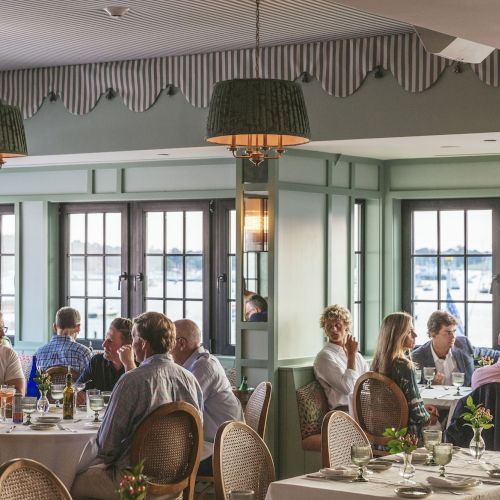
[[255, 0, 260, 79]]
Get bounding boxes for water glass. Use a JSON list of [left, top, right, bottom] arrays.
[[50, 384, 65, 408], [423, 367, 435, 389], [101, 391, 112, 408], [21, 397, 37, 425], [414, 369, 422, 385], [423, 429, 442, 466], [86, 389, 100, 417], [351, 445, 372, 482], [434, 443, 453, 477], [229, 491, 255, 500], [452, 372, 465, 396], [89, 395, 104, 422]]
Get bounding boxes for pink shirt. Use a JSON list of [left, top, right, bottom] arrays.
[[471, 359, 500, 390]]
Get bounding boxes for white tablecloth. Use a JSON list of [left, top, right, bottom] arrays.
[[421, 385, 473, 428], [266, 450, 500, 500], [0, 412, 98, 488]]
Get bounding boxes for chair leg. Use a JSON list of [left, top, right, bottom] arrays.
[[196, 481, 214, 500]]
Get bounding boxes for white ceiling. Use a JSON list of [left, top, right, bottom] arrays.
[[0, 0, 412, 71]]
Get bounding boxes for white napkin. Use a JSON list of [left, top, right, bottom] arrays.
[[412, 447, 431, 462], [320, 466, 358, 477], [427, 476, 479, 488]]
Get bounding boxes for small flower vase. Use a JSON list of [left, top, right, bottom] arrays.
[[469, 427, 486, 461], [399, 452, 416, 483], [36, 389, 49, 414]]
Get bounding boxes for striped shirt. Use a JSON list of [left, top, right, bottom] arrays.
[[35, 335, 92, 374]]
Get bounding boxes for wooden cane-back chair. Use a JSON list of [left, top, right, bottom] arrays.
[[353, 372, 409, 453], [130, 401, 202, 500], [214, 421, 275, 500], [244, 381, 272, 438], [0, 459, 72, 500], [321, 410, 370, 467], [45, 365, 80, 385]]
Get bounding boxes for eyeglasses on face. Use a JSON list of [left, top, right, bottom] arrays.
[[0, 326, 8, 334]]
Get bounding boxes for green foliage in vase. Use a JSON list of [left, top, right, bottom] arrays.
[[383, 427, 418, 455], [460, 396, 494, 430]]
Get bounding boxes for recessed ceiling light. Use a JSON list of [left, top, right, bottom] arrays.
[[483, 139, 497, 142], [103, 6, 130, 18], [440, 145, 460, 148]]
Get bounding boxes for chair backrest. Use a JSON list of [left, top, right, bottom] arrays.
[[0, 458, 71, 500], [295, 380, 329, 440], [321, 410, 370, 467], [244, 381, 272, 438], [45, 365, 80, 385], [214, 421, 275, 500], [130, 401, 203, 499], [353, 371, 409, 446]]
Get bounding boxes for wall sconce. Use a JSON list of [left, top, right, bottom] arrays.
[[244, 196, 268, 253]]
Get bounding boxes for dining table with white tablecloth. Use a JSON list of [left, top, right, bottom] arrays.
[[266, 448, 500, 500], [0, 410, 98, 489]]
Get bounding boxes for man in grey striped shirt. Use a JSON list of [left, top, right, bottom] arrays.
[[72, 311, 203, 500]]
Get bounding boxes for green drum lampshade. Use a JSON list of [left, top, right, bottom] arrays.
[[0, 103, 27, 166], [206, 78, 310, 165]]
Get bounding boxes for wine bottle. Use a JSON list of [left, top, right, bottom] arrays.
[[63, 369, 75, 420], [239, 375, 248, 391], [26, 356, 39, 398]]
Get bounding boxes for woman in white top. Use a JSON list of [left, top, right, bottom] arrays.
[[313, 304, 369, 410]]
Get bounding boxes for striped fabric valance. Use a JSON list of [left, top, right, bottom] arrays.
[[0, 32, 498, 119]]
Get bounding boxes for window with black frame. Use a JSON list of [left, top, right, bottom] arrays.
[[402, 199, 500, 348], [353, 200, 365, 349], [0, 205, 15, 343]]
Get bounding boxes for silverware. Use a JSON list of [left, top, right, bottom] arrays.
[[72, 419, 81, 423], [5, 425, 16, 433], [57, 423, 77, 433]]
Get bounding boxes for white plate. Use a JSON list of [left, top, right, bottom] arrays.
[[395, 486, 433, 498], [428, 478, 482, 490], [30, 423, 56, 431], [319, 467, 358, 479], [367, 460, 392, 471], [84, 421, 101, 429], [36, 416, 61, 423]]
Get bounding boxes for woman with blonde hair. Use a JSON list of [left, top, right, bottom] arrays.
[[371, 312, 438, 437]]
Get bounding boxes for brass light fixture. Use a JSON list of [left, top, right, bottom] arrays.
[[206, 0, 310, 166], [0, 102, 27, 167]]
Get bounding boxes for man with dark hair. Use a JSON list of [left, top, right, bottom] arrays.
[[76, 317, 134, 391], [35, 306, 91, 373], [72, 311, 203, 499], [412, 310, 474, 386], [245, 294, 268, 322]]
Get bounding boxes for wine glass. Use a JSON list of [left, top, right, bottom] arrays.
[[89, 395, 104, 422], [452, 372, 465, 396], [351, 445, 372, 482], [423, 429, 442, 466], [21, 397, 37, 425], [414, 368, 422, 385], [101, 391, 112, 408], [50, 384, 65, 408], [434, 443, 453, 477], [423, 367, 435, 389]]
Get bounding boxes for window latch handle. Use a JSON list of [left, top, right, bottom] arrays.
[[217, 273, 227, 292], [118, 272, 129, 291], [133, 272, 144, 291]]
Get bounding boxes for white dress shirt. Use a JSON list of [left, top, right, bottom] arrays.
[[313, 342, 370, 410], [430, 343, 458, 385]]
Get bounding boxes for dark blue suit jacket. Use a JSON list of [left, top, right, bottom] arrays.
[[412, 340, 474, 387]]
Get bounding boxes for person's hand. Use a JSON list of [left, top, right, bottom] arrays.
[[344, 334, 359, 358], [425, 404, 440, 426], [117, 345, 136, 372], [432, 372, 445, 385]]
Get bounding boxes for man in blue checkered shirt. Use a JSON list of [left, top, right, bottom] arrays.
[[35, 306, 91, 374]]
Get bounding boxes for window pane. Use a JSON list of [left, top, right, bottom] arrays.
[[87, 298, 103, 339], [69, 257, 85, 296], [467, 303, 492, 347], [146, 212, 163, 254], [0, 256, 14, 295], [186, 256, 203, 298], [104, 256, 121, 298], [166, 212, 183, 254], [87, 213, 103, 254], [105, 299, 121, 325], [1, 296, 14, 337], [414, 257, 438, 300], [413, 302, 437, 345], [186, 211, 203, 253], [229, 210, 236, 255], [186, 301, 203, 330], [353, 303, 360, 340], [69, 298, 85, 339], [440, 211, 464, 254], [69, 214, 85, 253], [146, 299, 164, 314], [467, 256, 492, 301], [105, 213, 121, 253], [354, 203, 361, 252], [229, 255, 236, 300], [87, 256, 103, 297], [439, 300, 465, 335], [166, 300, 183, 320], [229, 301, 236, 345], [413, 211, 437, 254], [146, 256, 164, 298], [467, 210, 492, 254], [166, 256, 183, 298], [439, 256, 464, 301], [353, 253, 360, 302], [1, 214, 14, 254]]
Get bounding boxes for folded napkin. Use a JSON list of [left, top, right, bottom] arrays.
[[427, 476, 479, 488], [319, 466, 358, 477], [413, 448, 431, 462]]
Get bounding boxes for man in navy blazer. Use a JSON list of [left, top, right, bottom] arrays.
[[412, 310, 474, 387]]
